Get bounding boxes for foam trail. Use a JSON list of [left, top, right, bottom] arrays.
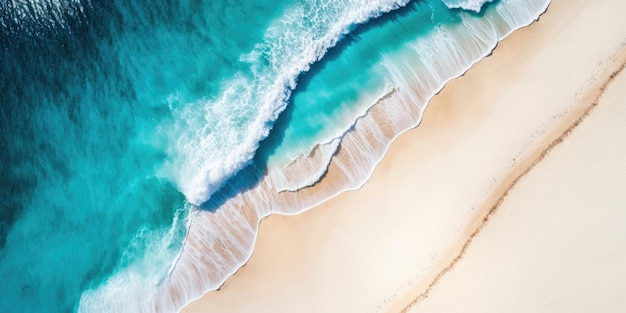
[[169, 0, 409, 206], [272, 86, 398, 192], [441, 0, 495, 12], [79, 0, 551, 312]]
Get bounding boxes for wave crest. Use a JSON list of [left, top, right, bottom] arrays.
[[441, 0, 495, 12], [168, 0, 410, 206], [78, 0, 552, 311]]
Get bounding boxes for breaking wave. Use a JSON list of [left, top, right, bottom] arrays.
[[167, 0, 410, 206], [441, 0, 495, 12]]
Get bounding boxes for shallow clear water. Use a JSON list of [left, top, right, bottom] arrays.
[[260, 0, 468, 166], [0, 0, 513, 311]]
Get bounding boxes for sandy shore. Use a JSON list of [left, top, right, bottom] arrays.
[[183, 0, 626, 312], [407, 55, 626, 313]]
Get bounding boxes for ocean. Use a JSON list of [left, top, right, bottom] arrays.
[[0, 0, 549, 311]]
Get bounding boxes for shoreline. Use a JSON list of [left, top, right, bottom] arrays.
[[154, 2, 554, 312], [180, 1, 624, 309]]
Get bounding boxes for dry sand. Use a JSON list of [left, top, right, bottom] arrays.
[[406, 55, 626, 313], [183, 0, 626, 312]]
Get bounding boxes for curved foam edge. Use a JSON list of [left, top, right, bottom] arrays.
[[273, 87, 398, 193], [273, 138, 342, 193], [173, 0, 411, 206], [77, 0, 551, 312], [441, 0, 495, 13]]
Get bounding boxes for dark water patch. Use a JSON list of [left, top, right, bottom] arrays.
[[445, 0, 501, 17], [1, 0, 292, 311]]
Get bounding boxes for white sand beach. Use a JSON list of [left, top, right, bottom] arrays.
[[407, 57, 626, 313], [183, 0, 626, 311]]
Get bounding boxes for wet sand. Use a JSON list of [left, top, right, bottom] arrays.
[[183, 0, 626, 311]]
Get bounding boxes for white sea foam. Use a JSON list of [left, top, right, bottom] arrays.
[[272, 86, 398, 192], [78, 203, 191, 312], [272, 138, 341, 192], [79, 0, 552, 312], [167, 0, 551, 311], [169, 0, 410, 206], [441, 0, 495, 12]]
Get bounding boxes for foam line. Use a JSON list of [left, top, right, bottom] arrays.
[[441, 0, 495, 12], [78, 0, 551, 312], [169, 0, 410, 206]]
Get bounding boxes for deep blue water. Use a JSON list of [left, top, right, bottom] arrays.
[[1, 0, 293, 311]]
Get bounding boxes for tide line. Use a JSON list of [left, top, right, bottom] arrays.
[[396, 44, 626, 313]]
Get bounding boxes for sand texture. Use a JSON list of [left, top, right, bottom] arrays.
[[407, 56, 626, 313]]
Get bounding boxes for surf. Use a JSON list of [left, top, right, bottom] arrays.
[[78, 0, 551, 312], [166, 0, 410, 206], [1, 0, 550, 312]]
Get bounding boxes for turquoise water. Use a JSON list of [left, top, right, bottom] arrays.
[[1, 0, 502, 311], [1, 0, 292, 311], [260, 0, 466, 165]]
